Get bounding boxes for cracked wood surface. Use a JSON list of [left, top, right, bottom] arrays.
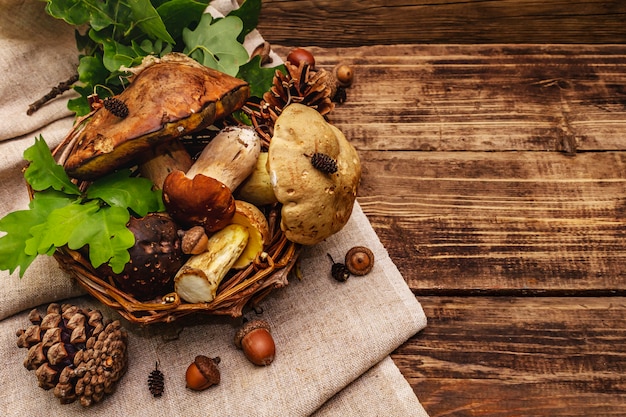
[[272, 44, 626, 415]]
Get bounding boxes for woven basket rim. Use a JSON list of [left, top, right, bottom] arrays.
[[30, 119, 300, 325]]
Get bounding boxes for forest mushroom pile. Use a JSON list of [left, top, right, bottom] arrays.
[[1, 51, 361, 306]]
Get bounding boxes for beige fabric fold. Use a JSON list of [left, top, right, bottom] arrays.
[[0, 1, 429, 415]]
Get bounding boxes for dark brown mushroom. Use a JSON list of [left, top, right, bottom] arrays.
[[96, 213, 184, 301]]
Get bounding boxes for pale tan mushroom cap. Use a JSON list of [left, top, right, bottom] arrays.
[[268, 104, 361, 245]]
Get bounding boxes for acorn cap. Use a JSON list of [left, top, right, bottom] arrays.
[[345, 246, 375, 276], [234, 319, 271, 349], [64, 53, 249, 180], [194, 355, 221, 385]]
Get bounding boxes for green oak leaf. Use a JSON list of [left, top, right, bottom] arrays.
[[26, 200, 133, 272], [86, 169, 165, 216], [238, 56, 283, 99], [77, 206, 134, 273], [157, 0, 211, 43], [228, 0, 262, 42], [77, 54, 109, 87], [90, 28, 144, 72], [128, 0, 175, 44], [0, 190, 74, 276], [44, 0, 116, 30], [183, 14, 249, 76], [23, 136, 80, 195]]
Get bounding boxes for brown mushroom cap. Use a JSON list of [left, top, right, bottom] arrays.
[[96, 213, 184, 301], [162, 170, 236, 233], [268, 104, 361, 245], [65, 53, 249, 180]]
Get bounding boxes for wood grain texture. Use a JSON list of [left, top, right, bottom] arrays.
[[269, 41, 626, 415], [393, 297, 626, 416], [359, 150, 626, 294], [259, 0, 626, 47], [309, 44, 626, 153]]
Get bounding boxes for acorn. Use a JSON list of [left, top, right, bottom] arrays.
[[185, 355, 220, 391], [286, 47, 315, 68], [234, 319, 275, 366], [345, 246, 375, 276]]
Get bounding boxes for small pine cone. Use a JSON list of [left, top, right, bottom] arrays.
[[244, 60, 335, 145], [310, 153, 338, 174], [327, 254, 350, 282], [103, 97, 129, 118], [16, 303, 128, 407], [148, 362, 165, 397]]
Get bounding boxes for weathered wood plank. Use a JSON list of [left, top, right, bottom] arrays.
[[269, 44, 626, 294], [393, 296, 626, 416], [357, 150, 626, 294], [299, 44, 626, 153], [259, 0, 626, 46]]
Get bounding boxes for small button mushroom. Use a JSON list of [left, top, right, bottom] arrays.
[[234, 319, 276, 366], [185, 355, 220, 391], [181, 226, 209, 255]]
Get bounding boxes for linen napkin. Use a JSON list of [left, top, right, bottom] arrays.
[[0, 1, 429, 415]]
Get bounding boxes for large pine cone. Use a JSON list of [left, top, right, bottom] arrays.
[[16, 303, 128, 407], [246, 61, 335, 146]]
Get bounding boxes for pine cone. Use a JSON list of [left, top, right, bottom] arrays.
[[245, 61, 334, 146], [103, 97, 129, 118], [16, 303, 128, 407], [148, 362, 165, 397], [310, 152, 338, 174]]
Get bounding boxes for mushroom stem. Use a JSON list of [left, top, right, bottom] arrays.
[[139, 140, 193, 190], [174, 224, 249, 303], [162, 126, 262, 233], [185, 126, 261, 190]]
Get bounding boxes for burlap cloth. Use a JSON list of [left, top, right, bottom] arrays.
[[0, 1, 428, 415]]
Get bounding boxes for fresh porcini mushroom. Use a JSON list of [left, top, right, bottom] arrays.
[[138, 139, 193, 190], [236, 152, 278, 207], [230, 200, 271, 269], [174, 223, 249, 303], [64, 53, 250, 180], [96, 213, 184, 301], [162, 126, 261, 233], [268, 103, 361, 245]]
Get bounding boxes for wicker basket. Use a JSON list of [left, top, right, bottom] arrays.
[[34, 120, 300, 325]]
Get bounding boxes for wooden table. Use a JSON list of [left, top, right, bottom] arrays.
[[260, 1, 626, 414], [269, 41, 626, 416]]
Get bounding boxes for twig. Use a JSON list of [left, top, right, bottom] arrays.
[[26, 73, 79, 115]]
